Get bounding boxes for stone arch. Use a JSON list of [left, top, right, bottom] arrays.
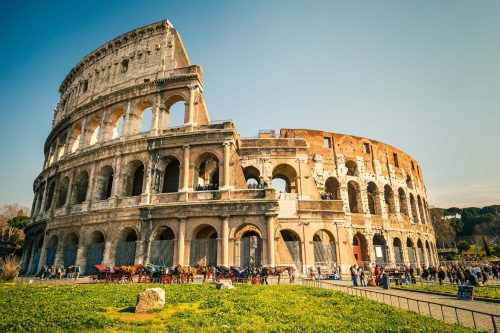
[[406, 174, 413, 189], [384, 185, 396, 214], [69, 123, 82, 153], [417, 239, 425, 267], [140, 107, 154, 132], [56, 176, 69, 208], [35, 182, 45, 214], [352, 232, 368, 266], [366, 182, 381, 215], [425, 240, 433, 267], [345, 160, 357, 176], [313, 229, 337, 268], [347, 180, 362, 213], [417, 195, 426, 224], [45, 235, 58, 266], [272, 164, 297, 193], [164, 94, 188, 128], [123, 160, 145, 197], [94, 165, 114, 200], [190, 224, 218, 266], [406, 238, 417, 268], [409, 193, 419, 222], [236, 224, 263, 267], [195, 152, 220, 189], [280, 229, 303, 272], [130, 100, 154, 135], [72, 171, 89, 204], [105, 107, 126, 140], [44, 179, 56, 211], [86, 116, 101, 146], [157, 156, 180, 193], [62, 232, 79, 267], [393, 237, 403, 266], [57, 132, 67, 158], [243, 166, 261, 187], [149, 226, 175, 266], [324, 177, 341, 200], [115, 227, 138, 266], [398, 188, 408, 215], [84, 230, 106, 275], [373, 234, 387, 265]]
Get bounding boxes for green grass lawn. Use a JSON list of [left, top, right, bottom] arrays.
[[394, 283, 500, 299], [0, 283, 474, 333]]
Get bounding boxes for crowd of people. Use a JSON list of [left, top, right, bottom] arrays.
[[320, 192, 337, 200], [194, 183, 219, 191], [247, 182, 269, 190], [39, 264, 81, 280]]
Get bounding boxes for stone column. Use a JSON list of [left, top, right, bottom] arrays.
[[222, 141, 232, 189], [37, 236, 49, 273], [177, 217, 186, 265], [111, 155, 122, 198], [79, 117, 88, 149], [102, 241, 112, 266], [85, 163, 96, 204], [39, 178, 49, 214], [366, 233, 376, 265], [64, 129, 72, 157], [53, 136, 61, 162], [181, 145, 190, 191], [221, 215, 229, 267], [152, 93, 161, 133], [123, 101, 132, 136], [186, 87, 196, 126], [143, 156, 153, 204], [135, 240, 144, 264], [266, 214, 276, 266]]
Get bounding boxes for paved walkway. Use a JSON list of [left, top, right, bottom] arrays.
[[307, 279, 500, 332]]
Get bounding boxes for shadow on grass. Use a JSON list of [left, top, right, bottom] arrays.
[[118, 306, 135, 313]]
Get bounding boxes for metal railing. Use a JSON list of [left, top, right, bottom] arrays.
[[302, 279, 499, 332], [406, 278, 500, 299]]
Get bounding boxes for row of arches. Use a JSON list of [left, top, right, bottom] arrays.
[[34, 152, 222, 214], [344, 160, 419, 190], [46, 98, 188, 168]]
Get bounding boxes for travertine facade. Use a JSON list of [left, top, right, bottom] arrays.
[[22, 20, 437, 276]]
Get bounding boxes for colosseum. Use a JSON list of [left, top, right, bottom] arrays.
[[22, 20, 437, 277]]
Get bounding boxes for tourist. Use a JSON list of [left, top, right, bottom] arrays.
[[358, 266, 366, 287], [465, 269, 479, 287], [350, 265, 358, 286], [74, 265, 81, 280], [437, 267, 446, 285]]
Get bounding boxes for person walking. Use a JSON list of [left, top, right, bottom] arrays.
[[74, 265, 81, 280], [358, 266, 366, 287], [438, 267, 446, 285], [350, 265, 358, 286]]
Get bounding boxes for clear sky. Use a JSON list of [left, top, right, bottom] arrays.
[[0, 0, 499, 209]]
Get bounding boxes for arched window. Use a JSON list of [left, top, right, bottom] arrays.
[[366, 182, 380, 215], [69, 124, 82, 153], [87, 116, 101, 145], [313, 229, 336, 266], [72, 171, 89, 204], [409, 193, 419, 222], [35, 183, 45, 214], [243, 166, 261, 188], [272, 164, 297, 194], [163, 95, 187, 128], [63, 233, 79, 267], [196, 153, 219, 190], [190, 225, 218, 266], [417, 195, 426, 224], [384, 185, 396, 213], [347, 181, 361, 213], [352, 233, 368, 266], [345, 160, 357, 176], [398, 188, 408, 215], [150, 226, 175, 266], [406, 175, 413, 189], [140, 107, 153, 132], [94, 166, 114, 200], [160, 158, 180, 193], [280, 229, 303, 272], [44, 180, 56, 211], [373, 234, 387, 265], [393, 238, 403, 266], [407, 238, 416, 268], [130, 101, 153, 135], [105, 108, 125, 140], [324, 177, 340, 200], [56, 177, 69, 208], [85, 231, 105, 275], [116, 227, 138, 266]]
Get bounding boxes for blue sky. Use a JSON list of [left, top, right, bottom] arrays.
[[0, 0, 499, 209]]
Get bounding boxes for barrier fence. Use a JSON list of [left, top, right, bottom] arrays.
[[302, 279, 499, 332], [406, 278, 500, 299]]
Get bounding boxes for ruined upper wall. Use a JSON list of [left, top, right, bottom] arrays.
[[279, 129, 425, 185], [53, 20, 192, 126]]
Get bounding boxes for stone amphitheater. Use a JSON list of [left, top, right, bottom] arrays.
[[22, 20, 437, 276]]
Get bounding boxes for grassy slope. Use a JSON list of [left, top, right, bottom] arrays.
[[0, 283, 474, 333]]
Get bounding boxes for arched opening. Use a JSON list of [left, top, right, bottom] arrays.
[[159, 158, 180, 193], [406, 175, 413, 189], [44, 180, 56, 211], [313, 229, 337, 270], [30, 236, 44, 275], [87, 116, 101, 146], [347, 181, 361, 213], [190, 225, 218, 266], [94, 165, 114, 200], [140, 107, 153, 132], [69, 124, 82, 153], [417, 196, 426, 224], [63, 233, 79, 268], [130, 101, 153, 135], [150, 226, 175, 266], [367, 182, 380, 215], [72, 171, 89, 204], [280, 229, 303, 272], [409, 194, 419, 222], [398, 188, 408, 215], [323, 177, 340, 200], [106, 108, 125, 140], [417, 240, 425, 267], [393, 238, 403, 266], [165, 99, 186, 128], [272, 164, 297, 194], [35, 183, 45, 214], [352, 233, 368, 267], [56, 177, 69, 208], [373, 234, 387, 265], [345, 160, 357, 176], [243, 166, 261, 189], [85, 231, 105, 275], [407, 239, 416, 268], [116, 227, 138, 266], [425, 241, 433, 267], [384, 185, 396, 214], [196, 153, 219, 190], [239, 227, 263, 267], [57, 133, 66, 159], [45, 236, 58, 266], [123, 160, 144, 197]]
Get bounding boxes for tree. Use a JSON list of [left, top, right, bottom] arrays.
[[457, 241, 470, 254], [0, 204, 30, 257], [7, 216, 29, 230], [444, 207, 462, 217], [483, 237, 492, 256], [449, 218, 464, 233]]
